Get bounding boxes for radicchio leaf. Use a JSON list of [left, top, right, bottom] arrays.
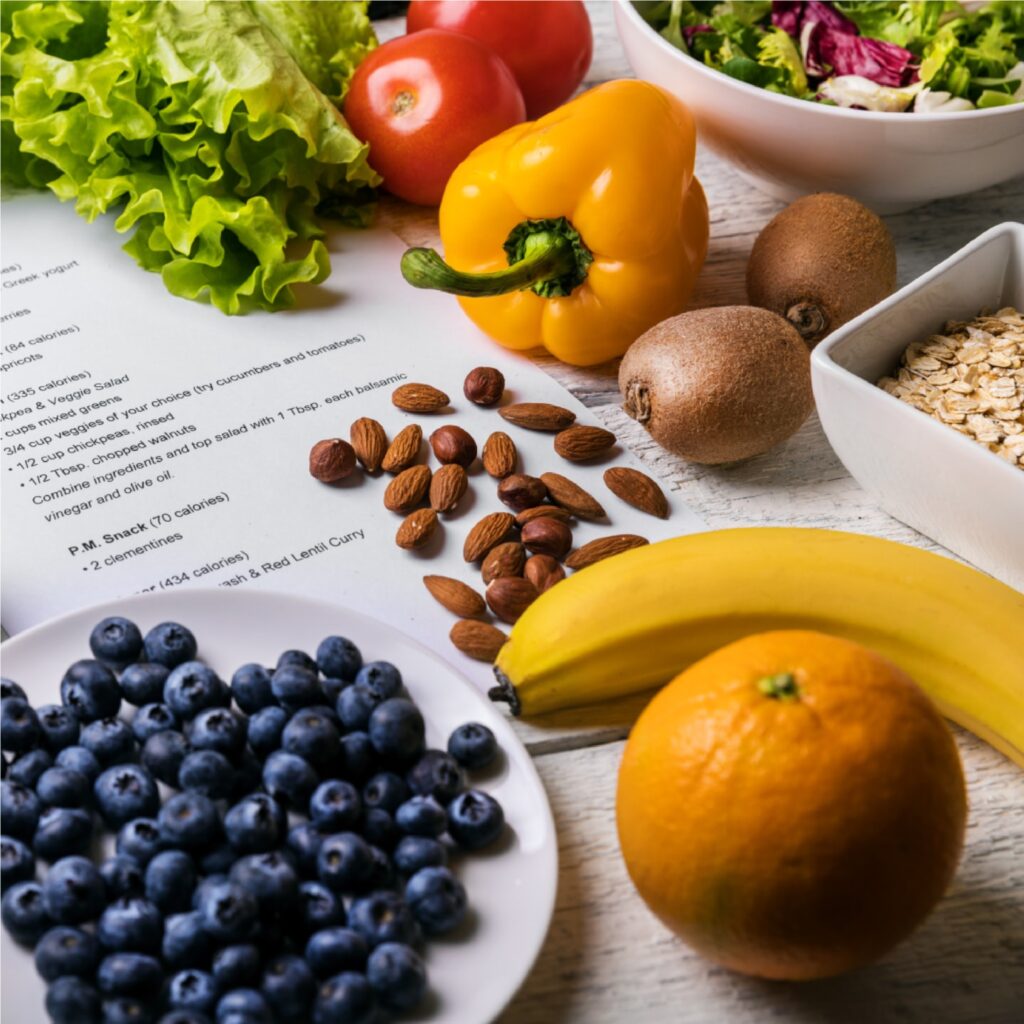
[[804, 22, 919, 87], [682, 25, 714, 47], [771, 1, 856, 38]]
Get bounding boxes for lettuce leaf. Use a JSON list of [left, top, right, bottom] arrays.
[[1, 0, 380, 313]]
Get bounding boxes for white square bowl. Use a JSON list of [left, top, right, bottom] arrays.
[[811, 222, 1024, 591]]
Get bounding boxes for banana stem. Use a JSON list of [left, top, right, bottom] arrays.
[[489, 670, 521, 716]]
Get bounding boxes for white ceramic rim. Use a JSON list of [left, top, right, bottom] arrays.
[[811, 221, 1024, 486], [616, 0, 1024, 123]]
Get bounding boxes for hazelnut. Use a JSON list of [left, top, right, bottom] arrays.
[[430, 424, 477, 467], [485, 576, 539, 624], [497, 473, 547, 512], [464, 366, 505, 406], [521, 517, 572, 559], [524, 554, 565, 593], [309, 439, 357, 483]]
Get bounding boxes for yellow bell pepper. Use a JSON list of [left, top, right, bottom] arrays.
[[400, 80, 709, 367]]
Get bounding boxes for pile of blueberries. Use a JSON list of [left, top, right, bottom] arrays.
[[0, 616, 506, 1024]]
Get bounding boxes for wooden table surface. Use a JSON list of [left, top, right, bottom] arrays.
[[378, 5, 1024, 1022]]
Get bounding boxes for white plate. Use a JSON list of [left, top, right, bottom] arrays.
[[1, 588, 557, 1024]]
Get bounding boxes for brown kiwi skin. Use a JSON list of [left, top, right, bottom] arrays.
[[619, 306, 813, 465], [746, 193, 897, 347]]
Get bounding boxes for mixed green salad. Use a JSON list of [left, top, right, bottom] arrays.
[[1, 1, 380, 312], [635, 1, 1024, 112]]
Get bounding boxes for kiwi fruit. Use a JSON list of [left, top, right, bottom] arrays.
[[619, 306, 813, 465], [746, 193, 896, 347]]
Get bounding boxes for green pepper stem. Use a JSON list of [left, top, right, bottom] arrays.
[[758, 672, 801, 701]]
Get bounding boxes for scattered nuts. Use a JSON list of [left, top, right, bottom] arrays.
[[481, 542, 526, 585], [396, 508, 438, 550], [384, 465, 431, 513], [565, 534, 648, 569], [309, 439, 357, 483], [521, 517, 572, 559], [392, 382, 450, 413], [496, 473, 548, 512], [540, 472, 606, 521], [463, 512, 516, 562], [464, 366, 505, 406], [554, 424, 617, 461], [382, 424, 422, 473], [429, 463, 468, 513], [515, 505, 573, 527], [430, 425, 477, 467], [350, 418, 388, 473], [485, 576, 539, 624], [423, 575, 487, 618], [450, 619, 507, 662], [524, 554, 565, 593], [481, 431, 517, 478], [603, 466, 669, 519], [499, 402, 576, 431]]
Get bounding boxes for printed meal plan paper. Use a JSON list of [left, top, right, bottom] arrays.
[[0, 193, 704, 690]]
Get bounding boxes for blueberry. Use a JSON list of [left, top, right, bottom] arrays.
[[335, 683, 380, 732], [285, 822, 324, 877], [95, 765, 159, 828], [262, 750, 318, 808], [163, 663, 225, 720], [224, 793, 286, 854], [168, 969, 218, 1014], [61, 660, 121, 723], [115, 818, 162, 864], [80, 718, 134, 767], [368, 698, 424, 762], [361, 808, 400, 852], [33, 807, 93, 861], [447, 788, 505, 850], [191, 874, 227, 912], [282, 709, 340, 771], [228, 664, 272, 715], [229, 851, 298, 918], [246, 706, 288, 760], [46, 976, 102, 1024], [0, 835, 34, 890], [270, 665, 321, 711], [160, 790, 220, 851], [1, 779, 40, 839], [143, 622, 197, 669], [447, 721, 497, 770], [141, 730, 191, 787], [405, 865, 467, 935], [211, 944, 260, 990], [361, 844, 395, 893], [365, 941, 427, 1012], [276, 649, 318, 674], [337, 731, 374, 784], [178, 750, 235, 800], [215, 989, 270, 1024], [90, 617, 144, 670], [132, 703, 179, 744], [103, 997, 157, 1024], [362, 772, 407, 813], [317, 833, 373, 892], [188, 707, 245, 759], [199, 880, 259, 943], [34, 923, 100, 980], [38, 767, 91, 808], [305, 927, 367, 979], [43, 855, 105, 924], [56, 744, 102, 783], [228, 750, 261, 802], [1, 696, 42, 753], [393, 836, 447, 876], [8, 747, 52, 787], [36, 704, 81, 753], [319, 677, 347, 708], [261, 953, 315, 1020], [315, 636, 362, 682], [1, 679, 27, 701], [145, 850, 196, 913], [100, 855, 145, 900], [2, 879, 51, 943], [309, 779, 361, 832], [354, 661, 402, 701], [311, 970, 375, 1024], [407, 749, 463, 804], [162, 910, 211, 969], [297, 880, 345, 935], [197, 846, 235, 877], [160, 1011, 211, 1024], [119, 664, 171, 708], [97, 951, 163, 997], [395, 795, 446, 837], [97, 897, 163, 952], [347, 890, 420, 947]]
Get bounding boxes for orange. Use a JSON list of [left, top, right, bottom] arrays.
[[616, 630, 967, 981]]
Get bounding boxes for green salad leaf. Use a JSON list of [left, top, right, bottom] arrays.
[[1, 0, 380, 313]]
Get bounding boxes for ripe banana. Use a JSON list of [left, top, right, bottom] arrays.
[[491, 527, 1024, 766]]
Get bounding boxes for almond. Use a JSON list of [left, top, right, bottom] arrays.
[[603, 467, 669, 519], [540, 472, 606, 521], [429, 463, 467, 513], [499, 402, 576, 432], [381, 424, 422, 473], [350, 417, 387, 473], [482, 431, 517, 479], [383, 465, 431, 513], [450, 619, 507, 662], [496, 473, 547, 512], [396, 508, 438, 550], [554, 424, 617, 461], [521, 517, 572, 559], [565, 534, 648, 569], [486, 576, 539, 624], [481, 541, 526, 585], [463, 511, 515, 562], [515, 505, 573, 527], [392, 382, 450, 413], [524, 554, 565, 593], [309, 439, 357, 483], [423, 575, 486, 618]]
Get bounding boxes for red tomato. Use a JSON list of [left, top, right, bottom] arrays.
[[406, 0, 593, 117], [343, 28, 525, 207]]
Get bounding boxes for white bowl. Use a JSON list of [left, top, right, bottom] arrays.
[[811, 222, 1024, 591], [614, 0, 1024, 213]]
